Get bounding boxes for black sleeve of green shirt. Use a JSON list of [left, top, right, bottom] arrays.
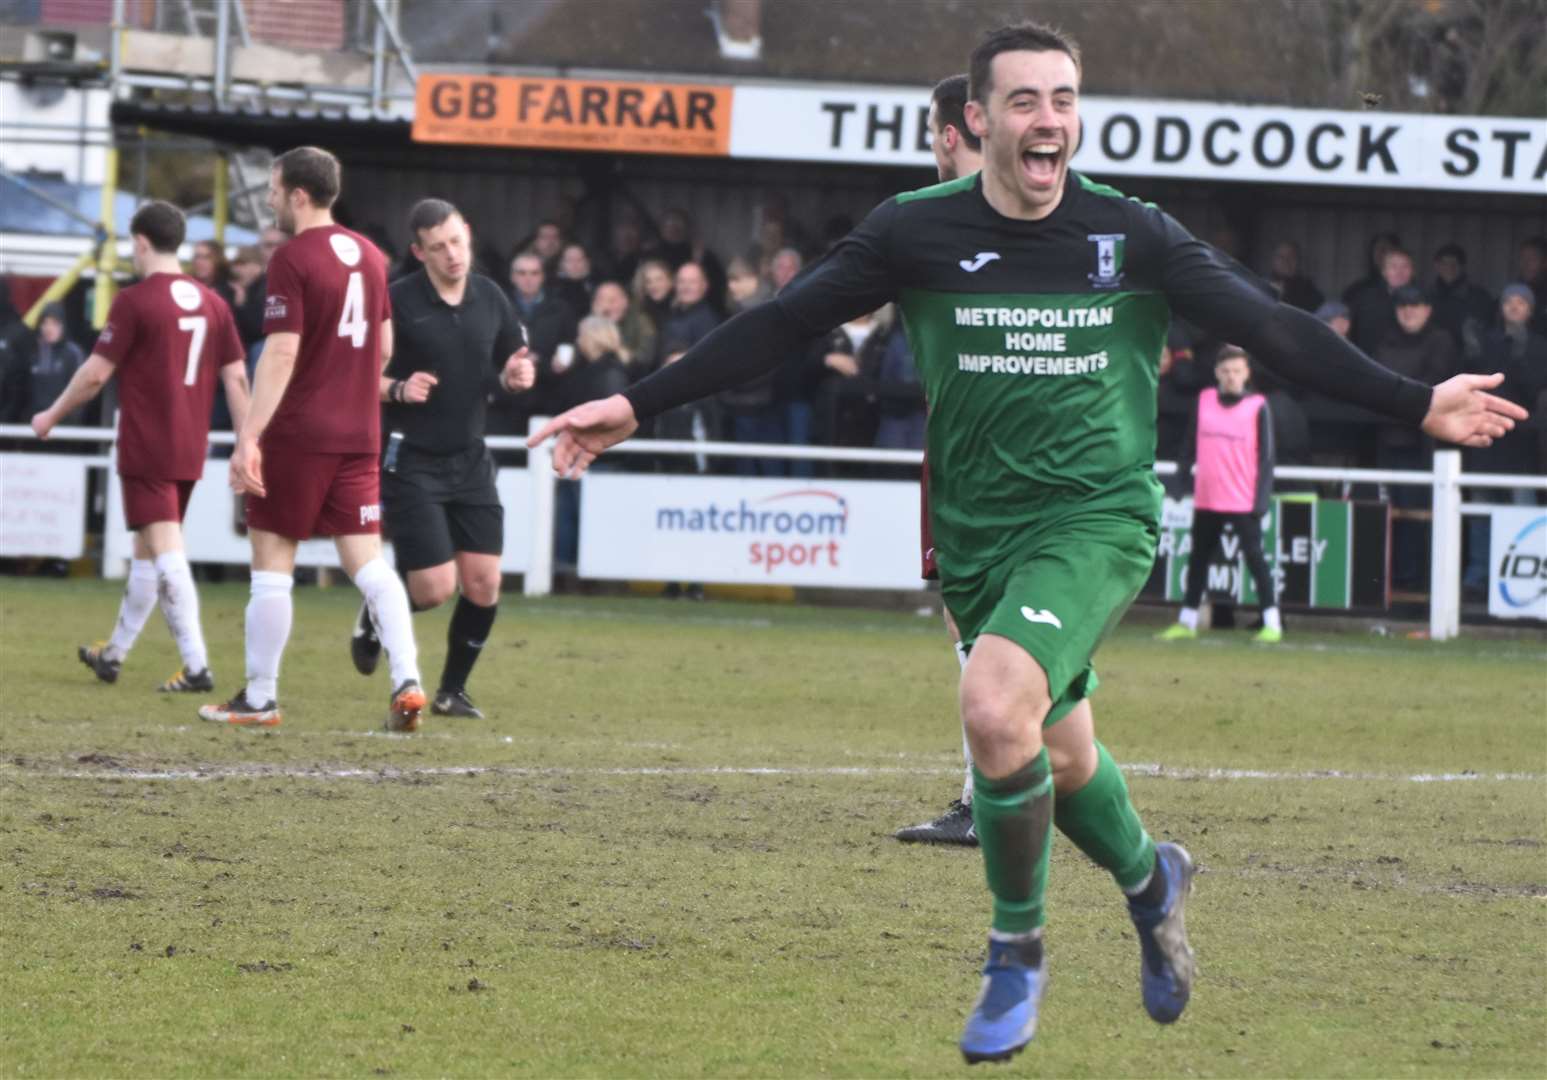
[[623, 200, 899, 421], [1254, 396, 1275, 517], [1146, 208, 1432, 426]]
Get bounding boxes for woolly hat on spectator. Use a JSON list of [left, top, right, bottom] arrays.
[[1501, 282, 1536, 310], [1391, 285, 1429, 308], [1314, 301, 1349, 323]]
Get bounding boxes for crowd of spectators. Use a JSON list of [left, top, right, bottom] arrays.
[[441, 204, 930, 474]]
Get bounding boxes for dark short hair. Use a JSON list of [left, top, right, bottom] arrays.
[[1434, 242, 1466, 264], [1522, 236, 1547, 257], [969, 22, 1081, 103], [129, 200, 185, 253], [407, 198, 461, 241], [273, 146, 341, 209], [1215, 344, 1250, 365], [931, 74, 982, 152], [1382, 247, 1414, 265]]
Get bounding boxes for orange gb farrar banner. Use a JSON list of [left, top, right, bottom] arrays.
[[413, 75, 734, 157]]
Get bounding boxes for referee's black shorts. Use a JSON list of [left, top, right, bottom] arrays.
[[382, 441, 504, 572]]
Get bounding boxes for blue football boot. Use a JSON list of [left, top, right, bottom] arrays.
[[959, 934, 1047, 1064], [1127, 841, 1196, 1024]]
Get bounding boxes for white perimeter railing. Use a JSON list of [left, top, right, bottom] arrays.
[[3, 421, 1543, 642]]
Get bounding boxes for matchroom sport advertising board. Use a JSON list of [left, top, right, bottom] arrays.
[[577, 474, 923, 589]]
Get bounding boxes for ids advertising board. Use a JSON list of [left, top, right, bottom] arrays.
[[1487, 507, 1547, 621], [578, 474, 922, 588]]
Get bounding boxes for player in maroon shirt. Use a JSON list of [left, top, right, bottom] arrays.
[[31, 200, 250, 692], [197, 146, 424, 730]]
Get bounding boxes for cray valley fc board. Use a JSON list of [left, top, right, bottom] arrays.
[[1148, 496, 1391, 611]]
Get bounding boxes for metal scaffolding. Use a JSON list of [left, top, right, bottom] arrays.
[[1, 0, 419, 324]]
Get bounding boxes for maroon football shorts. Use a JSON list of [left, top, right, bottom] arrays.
[[245, 444, 381, 541], [120, 475, 195, 530]]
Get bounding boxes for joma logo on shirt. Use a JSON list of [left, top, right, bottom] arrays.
[[359, 503, 381, 525], [265, 296, 287, 320]]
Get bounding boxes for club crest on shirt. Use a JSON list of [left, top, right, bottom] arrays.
[[330, 233, 363, 267], [170, 278, 203, 311], [1087, 233, 1126, 289]]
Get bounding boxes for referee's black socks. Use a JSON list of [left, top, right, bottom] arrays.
[[440, 594, 497, 694]]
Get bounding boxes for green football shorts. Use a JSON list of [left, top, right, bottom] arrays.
[[946, 508, 1158, 728]]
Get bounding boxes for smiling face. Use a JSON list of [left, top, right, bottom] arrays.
[[967, 49, 1080, 220]]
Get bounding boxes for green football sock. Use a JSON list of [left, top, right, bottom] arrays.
[[971, 749, 1054, 934], [1054, 741, 1156, 890]]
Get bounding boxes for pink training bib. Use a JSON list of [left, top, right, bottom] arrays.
[[1193, 388, 1265, 514]]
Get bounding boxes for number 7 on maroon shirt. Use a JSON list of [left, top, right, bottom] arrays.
[[94, 272, 245, 529]]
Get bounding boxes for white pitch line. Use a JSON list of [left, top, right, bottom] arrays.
[[12, 762, 1543, 784]]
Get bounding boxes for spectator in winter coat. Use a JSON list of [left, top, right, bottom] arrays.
[[1429, 243, 1494, 361], [590, 281, 657, 378], [658, 263, 721, 364], [29, 303, 86, 427], [1349, 247, 1415, 354], [1372, 286, 1458, 588]]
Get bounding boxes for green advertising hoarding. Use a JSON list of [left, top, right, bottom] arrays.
[[1153, 496, 1389, 610]]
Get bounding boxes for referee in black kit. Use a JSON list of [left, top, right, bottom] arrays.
[[352, 198, 537, 718]]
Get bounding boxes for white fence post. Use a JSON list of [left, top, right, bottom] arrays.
[[1429, 449, 1462, 641], [524, 417, 555, 598]]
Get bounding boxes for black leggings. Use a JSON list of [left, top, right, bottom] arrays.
[[1182, 510, 1277, 611]]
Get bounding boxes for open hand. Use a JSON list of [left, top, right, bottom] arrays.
[[1422, 372, 1529, 448], [525, 393, 639, 478]]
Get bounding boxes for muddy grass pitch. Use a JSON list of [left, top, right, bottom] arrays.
[[2, 578, 1544, 1077]]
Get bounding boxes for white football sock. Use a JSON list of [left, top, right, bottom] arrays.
[[1262, 606, 1282, 632], [105, 559, 158, 661], [1177, 606, 1199, 630], [954, 639, 973, 804], [154, 551, 207, 673], [353, 557, 420, 687], [244, 570, 293, 705]]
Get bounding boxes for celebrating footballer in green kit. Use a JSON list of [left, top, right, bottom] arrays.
[[530, 21, 1528, 1068]]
